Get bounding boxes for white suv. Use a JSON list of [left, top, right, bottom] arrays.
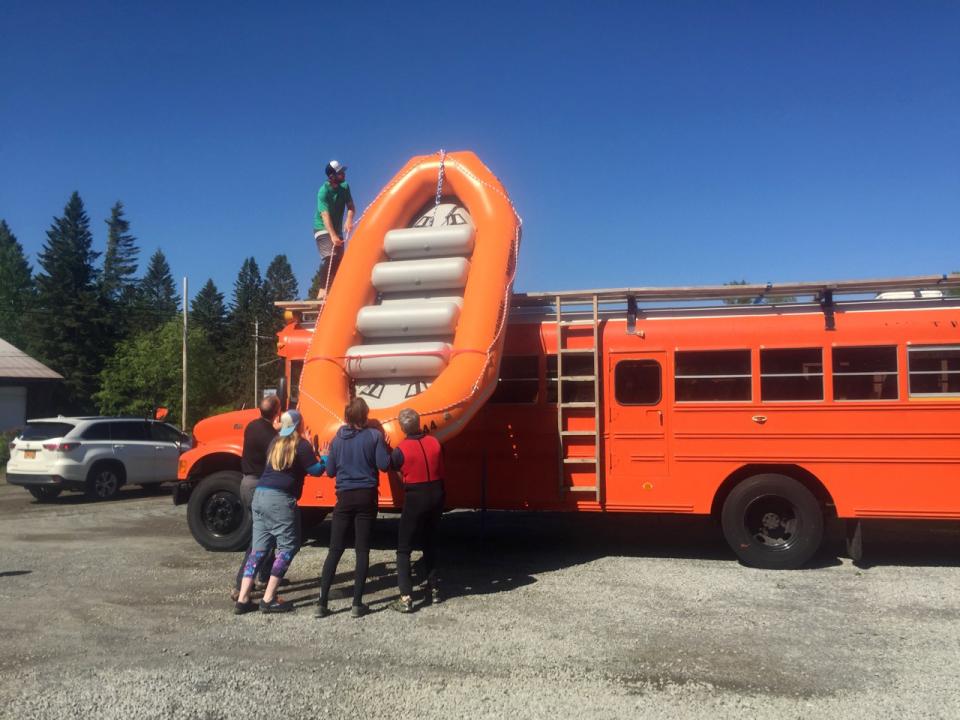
[[5, 417, 191, 502]]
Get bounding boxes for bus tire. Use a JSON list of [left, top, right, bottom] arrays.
[[721, 473, 823, 569], [186, 471, 249, 552]]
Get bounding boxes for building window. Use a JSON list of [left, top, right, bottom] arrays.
[[615, 360, 661, 405], [675, 350, 751, 402], [908, 345, 960, 397], [489, 355, 539, 404], [760, 348, 823, 401], [832, 346, 898, 400]]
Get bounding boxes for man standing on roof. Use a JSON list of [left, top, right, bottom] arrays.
[[314, 159, 355, 299]]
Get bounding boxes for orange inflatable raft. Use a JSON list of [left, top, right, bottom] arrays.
[[298, 150, 521, 447]]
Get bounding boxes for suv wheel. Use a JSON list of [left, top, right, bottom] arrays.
[[86, 464, 123, 500], [186, 471, 248, 551], [28, 487, 63, 502]]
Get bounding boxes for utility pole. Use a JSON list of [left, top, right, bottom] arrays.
[[182, 276, 188, 431], [254, 318, 259, 406]]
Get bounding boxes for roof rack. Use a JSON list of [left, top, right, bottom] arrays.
[[512, 273, 960, 306]]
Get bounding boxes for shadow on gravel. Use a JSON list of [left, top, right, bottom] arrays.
[[847, 520, 960, 569], [18, 484, 172, 506], [293, 511, 960, 606], [0, 570, 32, 578]]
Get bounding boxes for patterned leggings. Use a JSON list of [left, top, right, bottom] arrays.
[[243, 549, 296, 579]]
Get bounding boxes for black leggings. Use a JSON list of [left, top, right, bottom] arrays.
[[319, 487, 378, 607], [397, 481, 445, 597]]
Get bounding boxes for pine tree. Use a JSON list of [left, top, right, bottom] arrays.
[[100, 202, 141, 348], [263, 254, 299, 332], [101, 202, 139, 301], [191, 278, 228, 350], [34, 192, 107, 412], [226, 258, 268, 405], [0, 220, 36, 351], [138, 249, 179, 330]]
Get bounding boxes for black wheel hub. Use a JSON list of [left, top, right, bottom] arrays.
[[744, 496, 799, 550], [202, 491, 243, 537]]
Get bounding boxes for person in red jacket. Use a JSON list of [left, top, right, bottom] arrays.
[[389, 407, 445, 613]]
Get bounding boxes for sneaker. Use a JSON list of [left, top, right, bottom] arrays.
[[350, 603, 369, 618], [389, 597, 413, 614], [234, 600, 257, 615], [314, 603, 331, 619], [259, 597, 294, 614]]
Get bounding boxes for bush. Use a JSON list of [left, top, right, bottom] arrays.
[[0, 429, 19, 468]]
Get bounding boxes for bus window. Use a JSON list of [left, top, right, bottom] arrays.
[[490, 355, 539, 404], [760, 348, 823, 401], [832, 346, 897, 401], [675, 350, 751, 402], [908, 345, 960, 396], [546, 354, 594, 403], [615, 360, 661, 405]]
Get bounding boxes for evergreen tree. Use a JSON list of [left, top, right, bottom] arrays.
[[34, 192, 107, 412], [100, 202, 141, 348], [0, 220, 36, 351], [138, 249, 179, 330], [191, 278, 228, 350], [226, 257, 269, 405], [308, 265, 324, 300], [100, 202, 139, 301], [263, 254, 299, 332]]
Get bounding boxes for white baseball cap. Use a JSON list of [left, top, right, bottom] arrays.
[[326, 160, 347, 176]]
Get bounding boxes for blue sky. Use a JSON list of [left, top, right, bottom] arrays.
[[1, 1, 958, 302]]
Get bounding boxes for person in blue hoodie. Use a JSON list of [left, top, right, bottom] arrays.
[[315, 397, 391, 618]]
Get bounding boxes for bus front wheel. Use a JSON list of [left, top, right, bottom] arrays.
[[186, 471, 249, 552], [721, 473, 824, 569]]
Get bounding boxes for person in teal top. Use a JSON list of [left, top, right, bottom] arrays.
[[313, 159, 355, 299]]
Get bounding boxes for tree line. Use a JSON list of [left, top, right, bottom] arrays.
[[0, 192, 302, 428]]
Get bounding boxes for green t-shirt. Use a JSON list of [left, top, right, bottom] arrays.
[[314, 181, 353, 235]]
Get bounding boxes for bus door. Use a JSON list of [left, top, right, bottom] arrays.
[[605, 352, 670, 508]]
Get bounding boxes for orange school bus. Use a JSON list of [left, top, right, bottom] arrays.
[[175, 274, 960, 569]]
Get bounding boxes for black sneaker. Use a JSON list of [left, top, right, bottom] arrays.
[[350, 603, 369, 618], [259, 597, 294, 614], [389, 597, 413, 614], [234, 600, 257, 615], [314, 603, 331, 619]]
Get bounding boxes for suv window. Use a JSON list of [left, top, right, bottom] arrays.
[[82, 422, 112, 441], [109, 421, 149, 441], [150, 422, 182, 444], [20, 422, 75, 440]]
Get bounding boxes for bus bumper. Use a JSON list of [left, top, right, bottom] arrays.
[[172, 481, 194, 506]]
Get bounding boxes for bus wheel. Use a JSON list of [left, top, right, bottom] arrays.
[[721, 473, 823, 569], [186, 471, 249, 552]]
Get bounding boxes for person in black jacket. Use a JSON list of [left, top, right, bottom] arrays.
[[231, 395, 280, 601], [389, 408, 445, 613], [315, 398, 391, 619]]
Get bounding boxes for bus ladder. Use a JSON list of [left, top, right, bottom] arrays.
[[554, 294, 602, 502]]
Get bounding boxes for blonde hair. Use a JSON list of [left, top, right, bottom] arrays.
[[268, 431, 300, 471]]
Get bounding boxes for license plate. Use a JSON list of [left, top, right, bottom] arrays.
[[24, 450, 36, 459]]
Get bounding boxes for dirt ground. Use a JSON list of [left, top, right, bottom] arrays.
[[1, 476, 958, 720]]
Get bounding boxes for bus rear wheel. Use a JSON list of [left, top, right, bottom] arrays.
[[721, 473, 823, 569]]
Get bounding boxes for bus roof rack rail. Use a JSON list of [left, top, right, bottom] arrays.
[[513, 273, 960, 306]]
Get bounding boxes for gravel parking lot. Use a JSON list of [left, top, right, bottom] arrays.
[[1, 476, 958, 720]]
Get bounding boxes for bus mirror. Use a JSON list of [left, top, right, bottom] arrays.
[[277, 377, 288, 411]]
